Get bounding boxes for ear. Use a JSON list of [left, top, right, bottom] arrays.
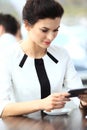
[[24, 20, 31, 31]]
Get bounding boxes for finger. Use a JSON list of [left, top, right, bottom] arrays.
[[79, 95, 87, 99], [52, 101, 66, 107], [51, 92, 70, 98], [54, 103, 65, 109]]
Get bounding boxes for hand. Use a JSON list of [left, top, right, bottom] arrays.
[[79, 94, 87, 106], [41, 92, 70, 112]]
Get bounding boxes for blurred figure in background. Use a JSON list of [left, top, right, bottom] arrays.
[[0, 13, 22, 54]]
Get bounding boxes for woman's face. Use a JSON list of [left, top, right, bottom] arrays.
[[27, 17, 61, 49]]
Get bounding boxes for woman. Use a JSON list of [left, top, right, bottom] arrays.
[[0, 0, 87, 117]]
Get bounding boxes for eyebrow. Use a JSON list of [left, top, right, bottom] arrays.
[[40, 26, 60, 30]]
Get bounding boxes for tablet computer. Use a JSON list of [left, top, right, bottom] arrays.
[[67, 88, 87, 97]]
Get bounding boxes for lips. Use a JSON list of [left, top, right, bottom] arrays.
[[44, 41, 51, 45]]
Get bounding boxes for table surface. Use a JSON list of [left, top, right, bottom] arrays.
[[0, 108, 87, 130]]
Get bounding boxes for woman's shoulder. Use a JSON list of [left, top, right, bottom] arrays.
[[0, 42, 24, 70], [1, 42, 23, 65], [48, 45, 70, 57]]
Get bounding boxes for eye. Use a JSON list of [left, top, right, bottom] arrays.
[[53, 29, 59, 32], [40, 29, 48, 33]]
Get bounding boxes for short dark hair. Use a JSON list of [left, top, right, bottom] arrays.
[[22, 0, 64, 25], [0, 13, 4, 24], [0, 13, 20, 35]]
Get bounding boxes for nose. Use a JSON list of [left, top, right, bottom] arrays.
[[47, 32, 56, 41]]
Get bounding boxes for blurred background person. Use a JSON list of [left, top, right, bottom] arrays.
[[0, 13, 22, 56]]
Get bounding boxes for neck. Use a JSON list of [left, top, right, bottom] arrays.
[[20, 41, 47, 58], [26, 48, 47, 58]]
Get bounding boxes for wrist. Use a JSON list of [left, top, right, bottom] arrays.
[[36, 99, 44, 111]]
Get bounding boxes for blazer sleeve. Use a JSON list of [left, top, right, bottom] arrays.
[[0, 55, 15, 116], [63, 52, 83, 89], [63, 53, 84, 106]]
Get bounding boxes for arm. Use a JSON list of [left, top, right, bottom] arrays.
[[1, 92, 70, 117], [1, 100, 43, 117], [64, 55, 83, 90], [63, 53, 87, 109]]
